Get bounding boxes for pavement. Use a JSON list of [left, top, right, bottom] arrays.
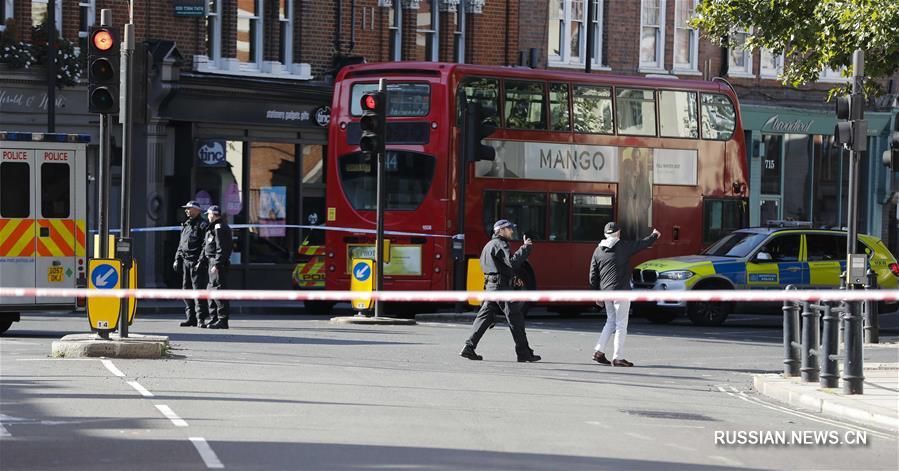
[[754, 357, 899, 433]]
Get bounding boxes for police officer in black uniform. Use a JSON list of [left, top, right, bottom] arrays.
[[461, 219, 541, 362], [199, 205, 233, 329], [174, 200, 209, 327]]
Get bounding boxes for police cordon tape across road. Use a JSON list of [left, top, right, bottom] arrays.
[[1, 287, 897, 304]]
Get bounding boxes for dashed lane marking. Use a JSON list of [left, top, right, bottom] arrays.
[[665, 443, 696, 452], [189, 437, 224, 469], [624, 432, 653, 441], [101, 359, 125, 377], [127, 381, 154, 397], [155, 405, 188, 427], [708, 455, 744, 467]]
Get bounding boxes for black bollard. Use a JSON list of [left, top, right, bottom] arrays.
[[863, 269, 879, 344], [819, 303, 840, 388], [842, 300, 865, 394], [800, 301, 820, 382], [782, 297, 801, 377]]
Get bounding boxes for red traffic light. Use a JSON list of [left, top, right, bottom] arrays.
[[360, 93, 381, 112], [92, 29, 114, 51]]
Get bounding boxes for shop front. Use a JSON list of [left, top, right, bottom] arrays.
[[156, 74, 332, 290], [740, 104, 895, 243]]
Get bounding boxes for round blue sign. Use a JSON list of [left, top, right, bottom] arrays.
[[352, 262, 371, 282], [91, 264, 119, 289]]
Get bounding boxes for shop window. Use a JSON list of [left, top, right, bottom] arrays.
[[504, 81, 547, 130], [616, 88, 656, 136], [782, 134, 812, 221], [301, 144, 326, 246], [549, 193, 570, 241], [813, 135, 842, 228], [573, 85, 613, 134], [703, 198, 746, 244], [659, 90, 698, 138], [549, 83, 571, 131], [483, 190, 501, 236], [700, 94, 736, 140], [248, 142, 296, 263], [503, 192, 546, 240], [573, 194, 613, 241], [41, 163, 70, 219], [195, 140, 244, 263], [1, 162, 30, 218]]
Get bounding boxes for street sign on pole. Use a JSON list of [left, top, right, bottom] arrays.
[[87, 259, 122, 332], [351, 258, 374, 311]]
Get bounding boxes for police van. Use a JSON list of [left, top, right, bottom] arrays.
[[0, 132, 90, 334]]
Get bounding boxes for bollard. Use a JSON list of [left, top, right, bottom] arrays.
[[863, 269, 879, 344], [819, 303, 840, 388], [782, 297, 801, 377], [842, 300, 865, 394], [800, 301, 820, 382]]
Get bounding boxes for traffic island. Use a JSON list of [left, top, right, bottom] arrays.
[[51, 333, 170, 359], [330, 315, 416, 326], [753, 363, 899, 432]]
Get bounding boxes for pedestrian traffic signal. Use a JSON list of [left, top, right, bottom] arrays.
[[359, 92, 386, 156], [883, 119, 899, 171], [87, 26, 120, 114], [464, 102, 497, 162], [833, 94, 866, 151]]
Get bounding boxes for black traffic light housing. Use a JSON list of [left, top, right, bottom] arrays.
[[464, 102, 497, 162], [359, 91, 386, 156], [833, 94, 866, 151], [883, 119, 899, 171], [88, 26, 120, 114]]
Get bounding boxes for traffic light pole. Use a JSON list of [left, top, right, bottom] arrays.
[[374, 79, 387, 318], [117, 22, 135, 338], [843, 50, 865, 395]]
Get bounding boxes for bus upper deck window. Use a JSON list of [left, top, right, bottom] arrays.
[[459, 77, 500, 125], [659, 90, 698, 138], [504, 81, 547, 130], [573, 85, 613, 134], [549, 83, 571, 131], [616, 88, 657, 136], [700, 93, 736, 140]]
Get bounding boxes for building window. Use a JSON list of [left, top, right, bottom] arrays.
[[237, 0, 262, 67], [206, 0, 222, 63], [248, 142, 297, 264], [0, 0, 13, 33], [78, 1, 96, 55], [548, 0, 605, 68], [640, 0, 666, 70], [31, 0, 62, 31], [278, 0, 293, 65], [760, 48, 783, 78], [673, 0, 698, 72], [415, 0, 439, 61], [728, 28, 753, 76], [820, 66, 849, 83]]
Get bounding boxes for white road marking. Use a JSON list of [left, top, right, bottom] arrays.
[[126, 381, 154, 397], [584, 421, 611, 429], [624, 431, 653, 441], [101, 359, 125, 377], [189, 437, 224, 469], [155, 405, 188, 427], [716, 386, 894, 440], [708, 455, 744, 467], [665, 443, 696, 452]]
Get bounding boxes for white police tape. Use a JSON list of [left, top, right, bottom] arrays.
[[1, 287, 897, 304], [99, 224, 461, 239]]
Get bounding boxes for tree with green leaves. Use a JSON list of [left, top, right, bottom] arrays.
[[692, 0, 899, 98]]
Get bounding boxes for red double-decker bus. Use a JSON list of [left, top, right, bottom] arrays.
[[314, 62, 748, 316]]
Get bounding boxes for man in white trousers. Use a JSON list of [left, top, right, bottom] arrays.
[[588, 222, 660, 367]]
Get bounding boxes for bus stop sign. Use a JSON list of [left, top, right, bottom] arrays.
[[87, 259, 121, 330]]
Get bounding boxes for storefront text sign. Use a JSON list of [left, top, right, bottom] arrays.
[[173, 0, 205, 17], [762, 115, 814, 133], [0, 88, 76, 113], [196, 140, 227, 167]]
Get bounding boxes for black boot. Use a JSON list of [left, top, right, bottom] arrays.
[[517, 351, 542, 362], [180, 319, 198, 327], [460, 345, 483, 360], [208, 319, 229, 329]]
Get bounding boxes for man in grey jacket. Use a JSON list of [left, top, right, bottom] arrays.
[[461, 219, 541, 362], [589, 221, 660, 367]]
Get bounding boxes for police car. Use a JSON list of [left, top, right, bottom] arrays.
[[632, 223, 899, 326]]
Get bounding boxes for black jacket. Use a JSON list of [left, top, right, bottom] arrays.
[[175, 216, 208, 263], [200, 219, 232, 267], [480, 234, 531, 289], [589, 233, 659, 291]]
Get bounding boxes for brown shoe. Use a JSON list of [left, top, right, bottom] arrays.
[[592, 351, 611, 365], [612, 359, 634, 367]]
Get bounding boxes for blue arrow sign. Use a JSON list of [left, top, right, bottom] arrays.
[[353, 262, 371, 282], [91, 263, 119, 289]]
